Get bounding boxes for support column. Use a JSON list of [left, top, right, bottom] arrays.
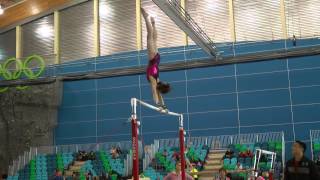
[[136, 0, 142, 51], [16, 26, 22, 59], [280, 0, 288, 39], [180, 0, 188, 45], [94, 0, 100, 56], [131, 118, 139, 180], [179, 127, 186, 180], [228, 0, 236, 42], [54, 11, 60, 64]]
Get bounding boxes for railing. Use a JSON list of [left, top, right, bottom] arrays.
[[142, 132, 285, 171], [8, 140, 139, 177], [310, 130, 320, 161], [143, 141, 160, 171], [156, 132, 284, 149]]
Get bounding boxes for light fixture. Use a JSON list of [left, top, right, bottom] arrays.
[[0, 4, 4, 15], [36, 24, 53, 38]]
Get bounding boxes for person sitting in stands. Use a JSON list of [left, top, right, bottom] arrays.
[[222, 148, 234, 160], [116, 146, 122, 155], [172, 151, 179, 161], [111, 147, 119, 159], [164, 160, 194, 180], [239, 148, 253, 158], [86, 170, 93, 180], [216, 168, 230, 180], [54, 169, 63, 180], [163, 149, 168, 158], [100, 172, 108, 180], [190, 166, 198, 180], [89, 151, 96, 160], [196, 161, 203, 170]]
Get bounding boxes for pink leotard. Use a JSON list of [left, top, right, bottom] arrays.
[[146, 53, 160, 81]]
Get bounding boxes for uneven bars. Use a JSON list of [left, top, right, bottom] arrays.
[[130, 97, 186, 180]]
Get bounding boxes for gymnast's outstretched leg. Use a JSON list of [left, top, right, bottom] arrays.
[[141, 8, 170, 109]]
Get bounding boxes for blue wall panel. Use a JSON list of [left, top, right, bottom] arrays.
[[238, 89, 290, 108], [55, 40, 320, 158], [239, 107, 292, 126], [58, 106, 96, 123], [189, 111, 238, 129], [291, 86, 320, 104], [237, 72, 288, 91], [293, 104, 320, 123]]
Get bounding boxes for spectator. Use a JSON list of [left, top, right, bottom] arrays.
[[89, 151, 96, 160], [223, 149, 234, 159], [239, 148, 253, 158], [284, 140, 319, 180], [196, 161, 203, 170], [190, 166, 198, 180], [111, 147, 119, 159], [54, 169, 63, 180], [163, 160, 194, 180], [163, 149, 168, 158], [86, 170, 93, 180], [100, 172, 108, 180], [292, 35, 297, 46], [172, 151, 179, 161], [216, 168, 230, 180], [116, 146, 122, 155]]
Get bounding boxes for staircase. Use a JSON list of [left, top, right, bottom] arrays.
[[64, 161, 85, 176], [199, 149, 226, 180]]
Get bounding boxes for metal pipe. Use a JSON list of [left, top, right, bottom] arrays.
[[135, 98, 182, 117], [179, 127, 186, 180], [131, 118, 139, 180]]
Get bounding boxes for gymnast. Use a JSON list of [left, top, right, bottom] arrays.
[[141, 8, 171, 110]]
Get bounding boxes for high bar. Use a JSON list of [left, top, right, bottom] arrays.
[[131, 98, 182, 117]]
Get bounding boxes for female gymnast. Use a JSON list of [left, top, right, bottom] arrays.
[[141, 8, 171, 110]]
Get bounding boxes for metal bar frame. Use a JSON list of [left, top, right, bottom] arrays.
[[130, 97, 185, 180]]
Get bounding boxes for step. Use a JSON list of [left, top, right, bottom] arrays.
[[209, 149, 227, 153], [204, 164, 222, 170], [208, 153, 224, 159], [205, 160, 222, 166], [198, 170, 217, 176], [205, 161, 222, 166], [64, 170, 73, 176], [74, 161, 85, 166], [199, 177, 214, 180], [69, 165, 81, 171]]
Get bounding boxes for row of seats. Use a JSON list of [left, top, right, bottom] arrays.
[[144, 145, 209, 180], [229, 142, 282, 154], [143, 167, 164, 180], [8, 153, 74, 180], [186, 145, 208, 162], [313, 139, 320, 158], [223, 157, 253, 170]]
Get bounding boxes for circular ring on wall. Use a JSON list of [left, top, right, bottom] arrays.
[[0, 64, 8, 93], [16, 86, 30, 90], [2, 57, 23, 80], [23, 55, 46, 79], [0, 55, 46, 92]]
